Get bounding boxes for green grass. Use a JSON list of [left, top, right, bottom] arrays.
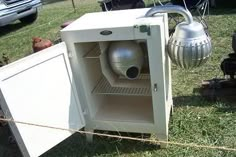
[[0, 0, 100, 61], [0, 0, 236, 157]]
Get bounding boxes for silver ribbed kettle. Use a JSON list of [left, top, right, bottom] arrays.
[[145, 5, 212, 69]]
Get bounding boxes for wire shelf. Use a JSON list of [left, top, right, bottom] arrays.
[[92, 75, 151, 96]]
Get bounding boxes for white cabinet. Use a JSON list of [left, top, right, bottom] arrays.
[[0, 8, 173, 157]]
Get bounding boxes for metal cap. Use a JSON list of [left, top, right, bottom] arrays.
[[173, 21, 206, 39]]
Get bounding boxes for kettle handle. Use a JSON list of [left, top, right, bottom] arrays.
[[145, 5, 193, 24]]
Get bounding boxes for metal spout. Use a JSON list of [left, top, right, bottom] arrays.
[[145, 5, 193, 24]]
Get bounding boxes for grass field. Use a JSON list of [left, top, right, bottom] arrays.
[[0, 0, 236, 156]]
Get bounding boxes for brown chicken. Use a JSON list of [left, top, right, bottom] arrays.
[[32, 37, 53, 53]]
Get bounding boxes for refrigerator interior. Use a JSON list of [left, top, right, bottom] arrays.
[[74, 40, 154, 124]]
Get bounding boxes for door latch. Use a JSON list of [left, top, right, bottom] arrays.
[[154, 83, 157, 92]]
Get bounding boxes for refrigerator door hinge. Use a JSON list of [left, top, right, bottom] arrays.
[[135, 25, 151, 36]]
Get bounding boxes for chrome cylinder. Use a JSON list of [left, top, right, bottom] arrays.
[[108, 41, 144, 79]]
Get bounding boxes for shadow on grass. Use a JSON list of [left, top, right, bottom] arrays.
[[0, 128, 158, 157], [41, 0, 66, 5], [0, 22, 29, 38], [42, 132, 158, 157], [209, 8, 236, 16], [173, 95, 236, 113], [0, 125, 21, 157]]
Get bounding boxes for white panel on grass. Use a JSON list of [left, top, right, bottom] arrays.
[[0, 42, 85, 157]]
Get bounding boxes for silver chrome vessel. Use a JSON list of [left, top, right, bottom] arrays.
[[108, 41, 144, 79], [145, 5, 212, 69]]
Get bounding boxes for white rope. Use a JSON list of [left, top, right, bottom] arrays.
[[0, 118, 235, 152]]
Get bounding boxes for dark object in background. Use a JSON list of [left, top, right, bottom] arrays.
[[99, 0, 145, 11], [199, 78, 236, 101], [220, 32, 236, 79], [221, 57, 236, 79], [232, 31, 236, 52], [212, 0, 236, 8], [171, 0, 202, 9], [200, 31, 236, 101]]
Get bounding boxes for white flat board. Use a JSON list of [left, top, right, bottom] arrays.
[[62, 8, 148, 31], [0, 42, 85, 157]]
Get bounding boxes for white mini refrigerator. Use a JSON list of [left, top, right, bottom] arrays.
[[0, 8, 173, 157]]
